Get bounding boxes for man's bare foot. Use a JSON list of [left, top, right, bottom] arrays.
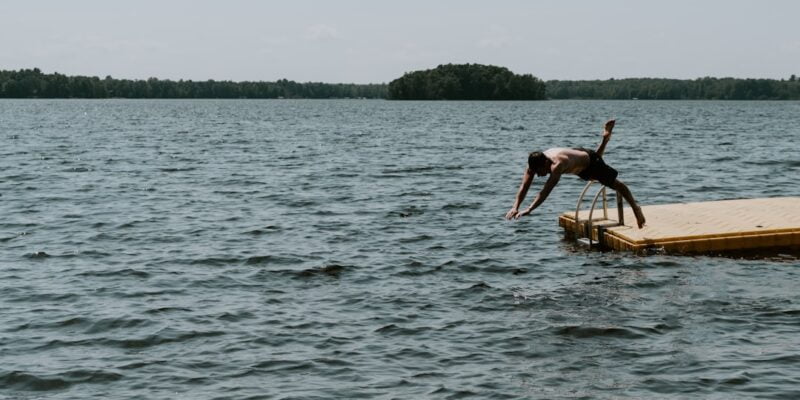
[[603, 119, 615, 139], [633, 205, 646, 229]]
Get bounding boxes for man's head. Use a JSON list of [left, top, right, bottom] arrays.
[[528, 151, 550, 177]]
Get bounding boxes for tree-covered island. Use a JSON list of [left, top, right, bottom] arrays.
[[388, 64, 546, 100]]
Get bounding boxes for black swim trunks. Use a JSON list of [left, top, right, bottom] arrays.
[[575, 147, 618, 187]]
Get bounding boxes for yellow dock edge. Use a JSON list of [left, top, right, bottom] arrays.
[[559, 204, 800, 255], [601, 229, 800, 253]]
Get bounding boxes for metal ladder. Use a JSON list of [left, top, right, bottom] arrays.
[[573, 180, 625, 249]]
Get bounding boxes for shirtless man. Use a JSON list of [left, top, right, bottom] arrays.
[[505, 119, 646, 228]]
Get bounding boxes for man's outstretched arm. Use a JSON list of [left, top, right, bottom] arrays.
[[505, 168, 533, 219], [596, 119, 615, 157], [516, 172, 561, 219]]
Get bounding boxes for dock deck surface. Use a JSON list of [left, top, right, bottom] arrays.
[[559, 197, 800, 253]]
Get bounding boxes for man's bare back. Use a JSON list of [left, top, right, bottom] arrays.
[[542, 148, 591, 176]]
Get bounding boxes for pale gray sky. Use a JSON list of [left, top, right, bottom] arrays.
[[2, 0, 798, 83]]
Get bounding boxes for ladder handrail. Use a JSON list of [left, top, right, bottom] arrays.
[[575, 181, 609, 223], [573, 180, 626, 247], [574, 180, 603, 221], [586, 186, 607, 247]]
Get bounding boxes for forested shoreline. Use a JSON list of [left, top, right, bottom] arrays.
[[0, 68, 386, 99], [547, 77, 800, 100], [2, 67, 799, 100]]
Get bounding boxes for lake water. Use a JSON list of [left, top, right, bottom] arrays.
[[1, 99, 799, 399]]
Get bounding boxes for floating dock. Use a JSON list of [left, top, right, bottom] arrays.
[[560, 195, 800, 254]]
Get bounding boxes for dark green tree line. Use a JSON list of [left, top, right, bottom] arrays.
[[4, 67, 799, 100], [546, 77, 800, 100], [388, 64, 546, 100], [0, 68, 388, 99]]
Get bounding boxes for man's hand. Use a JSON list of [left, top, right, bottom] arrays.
[[516, 207, 532, 219], [603, 119, 615, 140], [505, 208, 519, 220]]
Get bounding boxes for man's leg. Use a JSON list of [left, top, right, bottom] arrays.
[[609, 179, 646, 228]]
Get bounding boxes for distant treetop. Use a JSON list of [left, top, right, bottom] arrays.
[[388, 63, 546, 100]]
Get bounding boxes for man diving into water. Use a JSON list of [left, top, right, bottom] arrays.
[[505, 119, 646, 228]]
